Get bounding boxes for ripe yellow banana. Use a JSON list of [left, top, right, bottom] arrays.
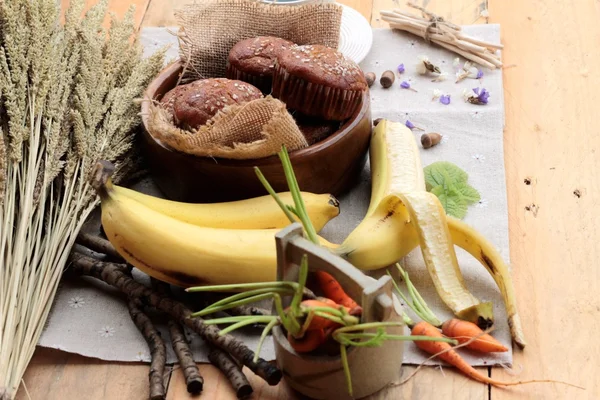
[[90, 162, 336, 287], [113, 185, 339, 231], [335, 120, 494, 328]]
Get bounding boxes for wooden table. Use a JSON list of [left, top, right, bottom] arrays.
[[16, 0, 600, 399]]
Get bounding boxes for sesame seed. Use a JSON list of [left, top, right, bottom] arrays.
[[232, 94, 238, 100]]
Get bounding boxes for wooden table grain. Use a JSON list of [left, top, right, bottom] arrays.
[[17, 0, 599, 399]]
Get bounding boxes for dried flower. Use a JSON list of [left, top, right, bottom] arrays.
[[455, 61, 480, 83], [431, 72, 448, 82], [440, 95, 451, 105], [453, 57, 461, 67], [405, 120, 424, 131], [463, 87, 490, 105], [400, 81, 418, 92], [476, 69, 484, 79], [397, 63, 405, 74], [432, 89, 442, 101], [415, 55, 442, 75]]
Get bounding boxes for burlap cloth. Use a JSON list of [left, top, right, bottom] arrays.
[[146, 0, 344, 160]]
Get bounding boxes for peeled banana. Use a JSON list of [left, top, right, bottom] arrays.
[[336, 120, 494, 329], [113, 184, 339, 231], [335, 119, 525, 347]]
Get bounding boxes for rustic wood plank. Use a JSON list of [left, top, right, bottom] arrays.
[[488, 0, 600, 398], [60, 0, 151, 30], [15, 348, 152, 400]]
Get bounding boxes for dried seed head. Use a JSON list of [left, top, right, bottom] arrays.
[[365, 72, 376, 87], [421, 133, 442, 149], [380, 70, 395, 88]]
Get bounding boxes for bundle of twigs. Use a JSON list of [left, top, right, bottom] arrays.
[[0, 1, 165, 398], [70, 234, 280, 399], [380, 2, 503, 69]]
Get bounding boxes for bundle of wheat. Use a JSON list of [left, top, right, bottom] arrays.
[[0, 1, 164, 398]]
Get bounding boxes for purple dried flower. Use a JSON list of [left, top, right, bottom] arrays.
[[466, 87, 490, 105], [400, 81, 411, 89], [477, 88, 490, 104], [440, 95, 451, 105], [405, 120, 424, 131], [397, 63, 405, 74], [476, 69, 484, 79]]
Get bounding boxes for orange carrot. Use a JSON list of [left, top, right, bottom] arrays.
[[288, 329, 327, 353], [410, 321, 577, 388], [442, 319, 508, 353], [314, 271, 362, 315]]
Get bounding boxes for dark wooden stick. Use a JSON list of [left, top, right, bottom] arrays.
[[68, 252, 282, 386], [168, 320, 204, 394], [127, 298, 166, 400], [151, 278, 204, 394], [208, 347, 253, 399], [76, 232, 125, 261]]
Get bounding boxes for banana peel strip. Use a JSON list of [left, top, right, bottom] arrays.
[[447, 217, 526, 348], [389, 192, 494, 327]]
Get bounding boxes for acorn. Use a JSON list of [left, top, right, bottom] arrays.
[[380, 70, 395, 88], [365, 72, 376, 87], [421, 133, 442, 149]]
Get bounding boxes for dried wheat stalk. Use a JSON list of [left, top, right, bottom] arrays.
[[380, 2, 503, 69], [0, 0, 165, 398]]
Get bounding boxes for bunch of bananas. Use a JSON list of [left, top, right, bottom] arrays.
[[92, 119, 524, 347], [91, 161, 339, 287]]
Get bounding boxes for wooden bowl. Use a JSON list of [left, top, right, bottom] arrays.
[[140, 60, 372, 203]]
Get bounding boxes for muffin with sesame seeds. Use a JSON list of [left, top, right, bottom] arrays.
[[272, 44, 367, 121], [163, 78, 263, 130], [226, 36, 295, 94]]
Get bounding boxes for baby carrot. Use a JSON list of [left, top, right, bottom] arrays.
[[288, 329, 327, 353], [442, 318, 508, 353], [314, 271, 362, 315], [411, 321, 576, 388]]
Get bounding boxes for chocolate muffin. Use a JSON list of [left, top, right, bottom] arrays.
[[272, 44, 367, 121], [160, 84, 189, 114], [226, 36, 295, 95], [162, 78, 263, 130]]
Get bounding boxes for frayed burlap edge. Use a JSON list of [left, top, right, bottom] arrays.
[[146, 96, 308, 160]]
